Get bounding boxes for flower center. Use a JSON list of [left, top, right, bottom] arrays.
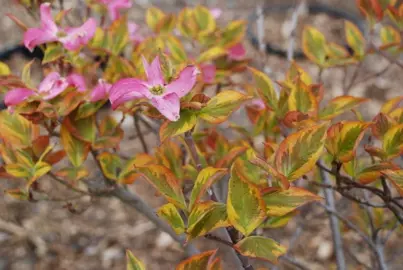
[[56, 31, 67, 38], [149, 85, 165, 95]]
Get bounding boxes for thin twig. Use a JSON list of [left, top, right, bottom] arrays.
[[318, 161, 346, 270], [134, 114, 149, 153], [373, 44, 403, 69], [280, 255, 310, 270], [48, 172, 90, 195]]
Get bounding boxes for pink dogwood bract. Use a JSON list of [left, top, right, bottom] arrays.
[[66, 73, 87, 92], [90, 79, 112, 102], [200, 64, 216, 84], [5, 72, 69, 107], [128, 22, 144, 44], [109, 56, 198, 122], [98, 0, 132, 21], [227, 43, 246, 61], [24, 3, 96, 52]]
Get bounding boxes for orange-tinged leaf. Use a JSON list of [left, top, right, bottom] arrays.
[[97, 152, 121, 181], [159, 110, 197, 142], [187, 201, 229, 240], [220, 20, 246, 48], [233, 149, 268, 187], [44, 150, 66, 165], [285, 61, 312, 86], [275, 123, 328, 181], [302, 26, 327, 66], [137, 165, 186, 209], [381, 96, 403, 114], [165, 36, 187, 63], [208, 258, 222, 270], [177, 8, 197, 38], [364, 145, 387, 159], [287, 79, 318, 116], [119, 153, 154, 184], [262, 187, 322, 216], [319, 95, 368, 120], [382, 123, 403, 159], [381, 170, 403, 196], [146, 6, 165, 32], [194, 5, 216, 36], [249, 156, 289, 189], [371, 113, 396, 139], [390, 107, 403, 123], [5, 163, 31, 179], [234, 236, 286, 264], [227, 164, 266, 236], [249, 67, 278, 111], [0, 110, 37, 148], [261, 211, 296, 228], [27, 161, 52, 187], [126, 250, 145, 270], [55, 166, 89, 181], [197, 47, 227, 63], [5, 189, 29, 200], [345, 20, 366, 58], [189, 167, 227, 210], [157, 203, 185, 234], [215, 145, 248, 168], [60, 122, 90, 167], [380, 25, 401, 51], [63, 115, 96, 143], [358, 162, 398, 184], [199, 90, 249, 124], [176, 249, 217, 270], [325, 121, 370, 163], [156, 140, 184, 180], [32, 136, 50, 158]]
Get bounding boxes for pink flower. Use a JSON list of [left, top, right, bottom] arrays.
[[210, 8, 222, 19], [67, 73, 87, 92], [24, 3, 96, 52], [4, 88, 35, 107], [98, 0, 132, 21], [4, 72, 69, 108], [109, 56, 199, 121], [90, 79, 112, 102], [128, 22, 144, 44], [227, 43, 246, 61], [249, 98, 266, 110], [37, 72, 69, 100], [200, 64, 216, 84]]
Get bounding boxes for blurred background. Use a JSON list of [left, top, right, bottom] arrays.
[[0, 0, 402, 269]]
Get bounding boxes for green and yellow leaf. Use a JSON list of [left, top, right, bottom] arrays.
[[319, 95, 368, 120], [157, 203, 185, 234], [227, 164, 266, 236], [126, 250, 146, 270], [275, 123, 328, 181], [137, 165, 186, 209], [189, 167, 227, 210], [234, 236, 286, 264], [262, 187, 322, 216], [200, 90, 249, 124]]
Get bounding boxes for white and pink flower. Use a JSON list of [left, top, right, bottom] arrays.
[[5, 72, 69, 107], [24, 3, 96, 52], [109, 56, 199, 122]]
